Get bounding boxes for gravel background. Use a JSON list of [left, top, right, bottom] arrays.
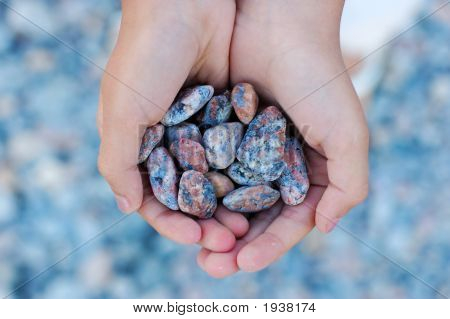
[[0, 0, 449, 298]]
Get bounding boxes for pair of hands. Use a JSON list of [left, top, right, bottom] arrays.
[[97, 0, 369, 278]]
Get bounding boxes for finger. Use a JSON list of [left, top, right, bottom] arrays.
[[197, 218, 236, 253], [237, 185, 324, 272], [214, 206, 249, 238], [139, 194, 201, 245], [196, 248, 210, 271], [201, 201, 283, 278], [315, 120, 369, 233]]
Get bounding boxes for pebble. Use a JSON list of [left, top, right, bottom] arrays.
[[237, 106, 286, 181], [178, 170, 217, 218], [198, 91, 232, 127], [221, 122, 244, 152], [276, 138, 310, 205], [147, 147, 179, 210], [226, 162, 267, 186], [161, 85, 214, 126], [203, 125, 235, 169], [169, 138, 208, 173], [231, 83, 258, 124], [223, 185, 280, 213], [138, 124, 164, 164], [205, 172, 235, 198], [165, 122, 202, 147]]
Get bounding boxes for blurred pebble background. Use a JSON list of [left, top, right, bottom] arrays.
[[0, 0, 449, 298]]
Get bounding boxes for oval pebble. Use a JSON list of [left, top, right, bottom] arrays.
[[226, 162, 267, 186], [199, 91, 232, 127], [138, 124, 164, 164], [205, 171, 235, 198], [221, 122, 244, 152], [223, 185, 280, 213], [178, 170, 217, 218], [161, 85, 214, 126], [231, 83, 258, 124], [170, 138, 208, 173], [147, 147, 179, 210], [203, 125, 234, 169], [165, 122, 202, 147], [237, 106, 286, 181], [276, 138, 310, 205]]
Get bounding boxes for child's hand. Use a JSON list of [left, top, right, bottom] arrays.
[[198, 0, 369, 277], [97, 0, 248, 251]]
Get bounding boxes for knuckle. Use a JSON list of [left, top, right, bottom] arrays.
[[347, 183, 369, 205]]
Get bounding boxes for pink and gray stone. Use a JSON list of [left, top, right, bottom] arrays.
[[178, 170, 217, 218], [165, 122, 202, 147], [203, 125, 235, 169], [223, 185, 280, 213], [170, 138, 208, 173], [237, 106, 286, 181], [161, 85, 214, 126], [221, 122, 244, 152], [226, 162, 267, 186], [198, 91, 232, 127], [138, 124, 164, 164], [147, 147, 179, 210], [231, 83, 258, 124], [276, 137, 310, 205], [205, 171, 235, 198]]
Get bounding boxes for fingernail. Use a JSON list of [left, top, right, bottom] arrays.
[[115, 194, 131, 213], [325, 218, 340, 233]]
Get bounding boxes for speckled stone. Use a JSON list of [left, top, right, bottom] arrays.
[[276, 138, 310, 205], [226, 162, 267, 186], [165, 122, 202, 147], [147, 147, 179, 210], [231, 83, 258, 124], [203, 125, 234, 169], [205, 171, 235, 198], [221, 122, 244, 152], [198, 91, 232, 127], [161, 85, 214, 126], [138, 124, 164, 164], [169, 138, 208, 174], [223, 185, 280, 213], [237, 106, 286, 181], [178, 170, 217, 218]]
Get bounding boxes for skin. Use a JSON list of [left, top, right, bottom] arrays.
[[97, 0, 369, 275]]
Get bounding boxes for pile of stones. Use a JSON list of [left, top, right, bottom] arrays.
[[138, 84, 309, 219]]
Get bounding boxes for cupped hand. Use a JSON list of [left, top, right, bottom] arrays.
[[198, 0, 369, 277], [97, 0, 248, 252]]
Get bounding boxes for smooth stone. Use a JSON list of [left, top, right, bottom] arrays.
[[198, 91, 232, 127], [237, 106, 286, 181], [223, 185, 280, 213], [221, 122, 244, 152], [276, 138, 310, 205], [178, 170, 217, 219], [161, 85, 214, 126], [147, 147, 179, 210], [226, 162, 267, 186], [203, 125, 234, 169], [165, 122, 202, 147], [169, 138, 208, 173], [231, 83, 258, 124], [138, 124, 164, 164], [205, 171, 235, 198]]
